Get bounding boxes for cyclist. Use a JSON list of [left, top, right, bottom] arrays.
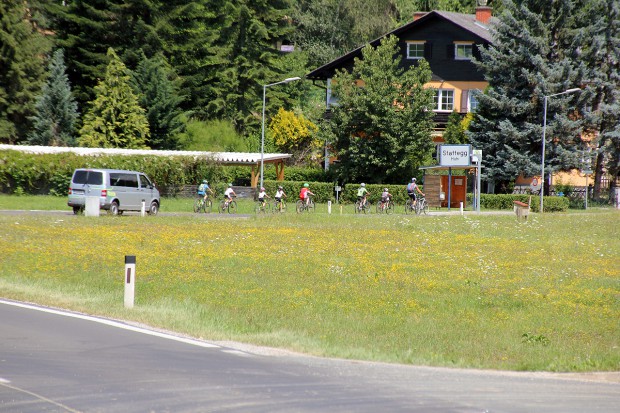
[[223, 183, 236, 209], [407, 178, 424, 208], [356, 183, 369, 210], [274, 185, 286, 207], [197, 179, 213, 202], [380, 187, 392, 209], [257, 186, 269, 207], [299, 183, 315, 207]]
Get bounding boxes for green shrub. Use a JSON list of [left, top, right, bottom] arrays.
[[472, 193, 569, 212]]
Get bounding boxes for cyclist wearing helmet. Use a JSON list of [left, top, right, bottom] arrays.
[[257, 186, 270, 207], [381, 187, 392, 204], [356, 183, 370, 210], [407, 178, 424, 207], [299, 183, 314, 206], [275, 186, 286, 202], [223, 183, 236, 209], [197, 179, 213, 202]]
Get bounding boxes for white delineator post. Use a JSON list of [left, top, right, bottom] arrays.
[[328, 200, 332, 214], [124, 255, 136, 309]]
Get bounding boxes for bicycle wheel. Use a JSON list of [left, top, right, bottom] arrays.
[[415, 201, 422, 215], [376, 201, 382, 214], [308, 200, 315, 212], [421, 199, 429, 215], [228, 200, 237, 214], [405, 200, 413, 215], [362, 200, 370, 214], [296, 199, 304, 213], [386, 201, 394, 215], [264, 202, 271, 213], [218, 200, 227, 213], [205, 199, 213, 213], [354, 200, 361, 214], [193, 198, 203, 213]]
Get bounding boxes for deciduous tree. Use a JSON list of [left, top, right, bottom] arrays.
[[322, 35, 435, 184]]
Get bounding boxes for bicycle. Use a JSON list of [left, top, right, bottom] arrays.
[[354, 198, 371, 214], [254, 199, 271, 214], [415, 196, 429, 215], [193, 197, 212, 213], [404, 198, 416, 215], [296, 197, 315, 213], [272, 199, 287, 213], [218, 196, 237, 214], [376, 198, 394, 214]]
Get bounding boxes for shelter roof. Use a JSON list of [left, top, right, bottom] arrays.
[[0, 145, 291, 165]]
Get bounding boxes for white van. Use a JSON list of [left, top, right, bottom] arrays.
[[68, 168, 160, 215]]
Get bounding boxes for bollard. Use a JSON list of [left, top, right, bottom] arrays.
[[85, 196, 100, 217], [141, 201, 146, 217], [340, 205, 343, 214], [124, 255, 136, 309], [328, 200, 332, 214], [460, 202, 464, 215]]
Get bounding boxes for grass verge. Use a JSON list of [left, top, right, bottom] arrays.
[[1, 198, 619, 372]]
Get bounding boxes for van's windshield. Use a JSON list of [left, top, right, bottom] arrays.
[[73, 171, 103, 185]]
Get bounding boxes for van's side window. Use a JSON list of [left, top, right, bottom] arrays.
[[110, 173, 138, 188]]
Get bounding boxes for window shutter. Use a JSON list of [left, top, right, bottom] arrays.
[[424, 42, 433, 58], [447, 44, 454, 59], [460, 90, 469, 113]]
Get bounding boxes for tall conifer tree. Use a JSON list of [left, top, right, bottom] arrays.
[[29, 49, 79, 146], [78, 48, 149, 149], [577, 0, 620, 200], [0, 0, 50, 143], [132, 53, 186, 150], [469, 0, 584, 193]]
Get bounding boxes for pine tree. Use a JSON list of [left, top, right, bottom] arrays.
[[577, 0, 620, 201], [78, 48, 149, 149], [323, 35, 435, 184], [0, 0, 51, 143], [132, 53, 186, 150], [28, 49, 79, 146], [48, 0, 162, 106], [203, 0, 295, 135], [468, 0, 584, 193]]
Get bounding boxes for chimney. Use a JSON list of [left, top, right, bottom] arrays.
[[475, 6, 492, 24], [413, 12, 427, 21]]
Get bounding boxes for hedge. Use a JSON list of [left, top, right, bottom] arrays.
[[467, 193, 569, 212], [0, 150, 329, 196]]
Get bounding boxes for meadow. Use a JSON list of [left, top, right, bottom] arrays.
[[1, 195, 619, 372]]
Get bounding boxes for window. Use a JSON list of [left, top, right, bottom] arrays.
[[433, 89, 454, 111], [406, 42, 425, 59], [468, 89, 482, 112], [454, 43, 473, 60]]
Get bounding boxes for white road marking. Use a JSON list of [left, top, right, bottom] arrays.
[[0, 299, 220, 349], [0, 380, 82, 413]]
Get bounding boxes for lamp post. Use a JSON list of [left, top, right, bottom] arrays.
[[260, 76, 301, 190], [540, 87, 580, 213]]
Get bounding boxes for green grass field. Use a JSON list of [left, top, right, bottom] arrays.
[[1, 195, 619, 372]]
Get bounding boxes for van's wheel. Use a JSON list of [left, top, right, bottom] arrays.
[[72, 206, 83, 215], [148, 201, 159, 215], [109, 201, 119, 216]]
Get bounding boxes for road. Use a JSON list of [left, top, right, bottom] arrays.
[[1, 299, 618, 413]]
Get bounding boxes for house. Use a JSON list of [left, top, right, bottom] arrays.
[[306, 5, 496, 144]]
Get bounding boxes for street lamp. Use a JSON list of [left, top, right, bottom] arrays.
[[540, 87, 581, 213], [260, 76, 301, 189]]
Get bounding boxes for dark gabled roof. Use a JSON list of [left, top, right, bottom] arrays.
[[306, 10, 497, 81]]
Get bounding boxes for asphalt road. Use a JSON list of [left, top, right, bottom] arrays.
[[1, 299, 618, 413]]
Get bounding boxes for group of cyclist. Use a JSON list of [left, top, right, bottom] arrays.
[[356, 178, 425, 210], [197, 178, 424, 212]]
